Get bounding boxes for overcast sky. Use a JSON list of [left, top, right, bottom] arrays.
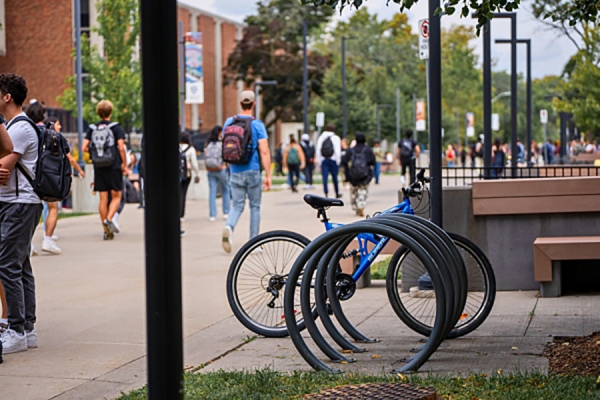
[[179, 0, 579, 79]]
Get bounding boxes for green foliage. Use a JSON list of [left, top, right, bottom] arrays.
[[58, 0, 141, 128], [555, 24, 600, 137], [224, 0, 333, 127], [118, 369, 600, 399]]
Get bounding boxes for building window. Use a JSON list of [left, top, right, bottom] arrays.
[[81, 0, 90, 32]]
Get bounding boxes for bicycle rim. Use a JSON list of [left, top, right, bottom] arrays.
[[230, 234, 312, 336]]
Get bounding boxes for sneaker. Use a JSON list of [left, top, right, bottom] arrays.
[[51, 234, 59, 241], [223, 214, 228, 220], [42, 239, 61, 255], [401, 175, 406, 185], [112, 216, 121, 234], [0, 329, 27, 354], [25, 329, 37, 349], [106, 219, 120, 234], [222, 226, 233, 253], [180, 218, 185, 222], [30, 244, 38, 257], [180, 230, 185, 237], [336, 193, 343, 199], [102, 220, 115, 240], [209, 217, 216, 222]]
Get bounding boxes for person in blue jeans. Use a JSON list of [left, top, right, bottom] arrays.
[[221, 90, 272, 253], [316, 124, 342, 199], [205, 125, 230, 221]]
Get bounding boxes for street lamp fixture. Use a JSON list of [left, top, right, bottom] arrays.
[[491, 91, 511, 103], [253, 80, 277, 120], [376, 104, 392, 141]]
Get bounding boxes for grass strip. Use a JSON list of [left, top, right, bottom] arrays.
[[118, 369, 600, 400]]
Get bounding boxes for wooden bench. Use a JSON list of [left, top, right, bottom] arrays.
[[533, 236, 600, 297], [472, 176, 600, 216]]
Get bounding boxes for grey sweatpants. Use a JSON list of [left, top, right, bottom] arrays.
[[0, 202, 43, 332]]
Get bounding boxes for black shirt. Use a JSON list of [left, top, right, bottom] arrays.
[[399, 138, 418, 159], [86, 120, 126, 170]]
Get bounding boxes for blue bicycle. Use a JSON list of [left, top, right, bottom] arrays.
[[226, 170, 495, 338]]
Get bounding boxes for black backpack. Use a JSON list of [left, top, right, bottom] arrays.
[[89, 122, 118, 168], [321, 136, 334, 158], [8, 116, 72, 202], [180, 145, 191, 181], [349, 147, 370, 181], [400, 138, 414, 158], [222, 117, 254, 165], [301, 141, 315, 161]]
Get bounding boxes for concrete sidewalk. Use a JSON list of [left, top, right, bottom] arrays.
[[0, 174, 598, 399]]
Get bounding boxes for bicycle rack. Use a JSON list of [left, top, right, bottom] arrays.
[[283, 214, 468, 373]]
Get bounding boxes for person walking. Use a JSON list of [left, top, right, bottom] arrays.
[[316, 124, 342, 198], [283, 136, 305, 193], [179, 132, 200, 222], [491, 138, 505, 179], [300, 133, 315, 189], [445, 144, 456, 168], [221, 90, 272, 253], [342, 132, 375, 217], [543, 139, 555, 165], [397, 129, 420, 186], [204, 125, 230, 222], [82, 100, 127, 240], [0, 73, 44, 354], [372, 140, 383, 184]]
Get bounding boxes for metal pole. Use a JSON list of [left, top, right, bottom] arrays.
[[140, 0, 183, 398], [396, 88, 401, 146], [455, 109, 460, 148], [428, 0, 443, 227], [179, 22, 185, 133], [302, 20, 309, 135], [525, 40, 532, 166], [342, 36, 347, 139], [74, 0, 84, 172], [510, 14, 518, 177], [483, 22, 492, 177], [254, 85, 260, 120], [376, 106, 381, 141]]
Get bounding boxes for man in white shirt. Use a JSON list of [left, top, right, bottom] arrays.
[[0, 73, 43, 354], [316, 124, 342, 198]]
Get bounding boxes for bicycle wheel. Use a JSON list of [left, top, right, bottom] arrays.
[[386, 232, 496, 338], [226, 230, 312, 338]]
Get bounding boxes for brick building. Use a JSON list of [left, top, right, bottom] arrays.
[[0, 0, 244, 131]]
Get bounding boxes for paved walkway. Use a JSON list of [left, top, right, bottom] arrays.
[[0, 175, 598, 399]]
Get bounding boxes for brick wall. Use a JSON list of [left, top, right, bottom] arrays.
[[221, 22, 239, 122], [198, 14, 215, 129], [0, 0, 73, 107]]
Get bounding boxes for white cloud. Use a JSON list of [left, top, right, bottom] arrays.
[[184, 0, 579, 78]]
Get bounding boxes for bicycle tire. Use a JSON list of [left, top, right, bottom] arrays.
[[386, 232, 496, 338], [226, 230, 312, 338]]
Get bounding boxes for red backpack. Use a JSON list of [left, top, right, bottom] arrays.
[[222, 117, 254, 165]]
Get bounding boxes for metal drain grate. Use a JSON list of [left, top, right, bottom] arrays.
[[306, 382, 438, 399]]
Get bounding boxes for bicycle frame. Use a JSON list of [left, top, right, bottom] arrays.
[[323, 197, 415, 282]]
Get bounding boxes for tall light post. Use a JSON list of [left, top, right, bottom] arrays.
[[74, 0, 84, 174], [302, 20, 309, 135], [253, 80, 277, 121], [376, 104, 392, 141], [140, 0, 183, 397], [496, 38, 532, 166], [341, 36, 356, 139]]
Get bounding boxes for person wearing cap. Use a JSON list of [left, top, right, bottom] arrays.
[[300, 133, 315, 189], [221, 90, 272, 253]]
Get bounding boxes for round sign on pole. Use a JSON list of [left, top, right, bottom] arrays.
[[421, 20, 429, 38], [540, 109, 548, 124]]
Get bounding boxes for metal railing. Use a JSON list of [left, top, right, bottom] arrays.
[[422, 166, 600, 187]]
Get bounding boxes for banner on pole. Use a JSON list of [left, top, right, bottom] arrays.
[[466, 112, 475, 137], [491, 113, 500, 131], [185, 32, 204, 104], [415, 99, 426, 131]]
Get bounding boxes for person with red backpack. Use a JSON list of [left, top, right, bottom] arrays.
[[221, 90, 272, 253]]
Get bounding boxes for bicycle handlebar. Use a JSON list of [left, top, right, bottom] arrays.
[[403, 169, 429, 198]]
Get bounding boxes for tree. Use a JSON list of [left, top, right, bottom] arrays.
[[224, 0, 333, 128], [303, 0, 598, 33], [58, 0, 141, 128], [310, 57, 375, 135], [555, 25, 600, 137]]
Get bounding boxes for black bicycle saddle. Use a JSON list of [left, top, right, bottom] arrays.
[[303, 194, 344, 209]]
